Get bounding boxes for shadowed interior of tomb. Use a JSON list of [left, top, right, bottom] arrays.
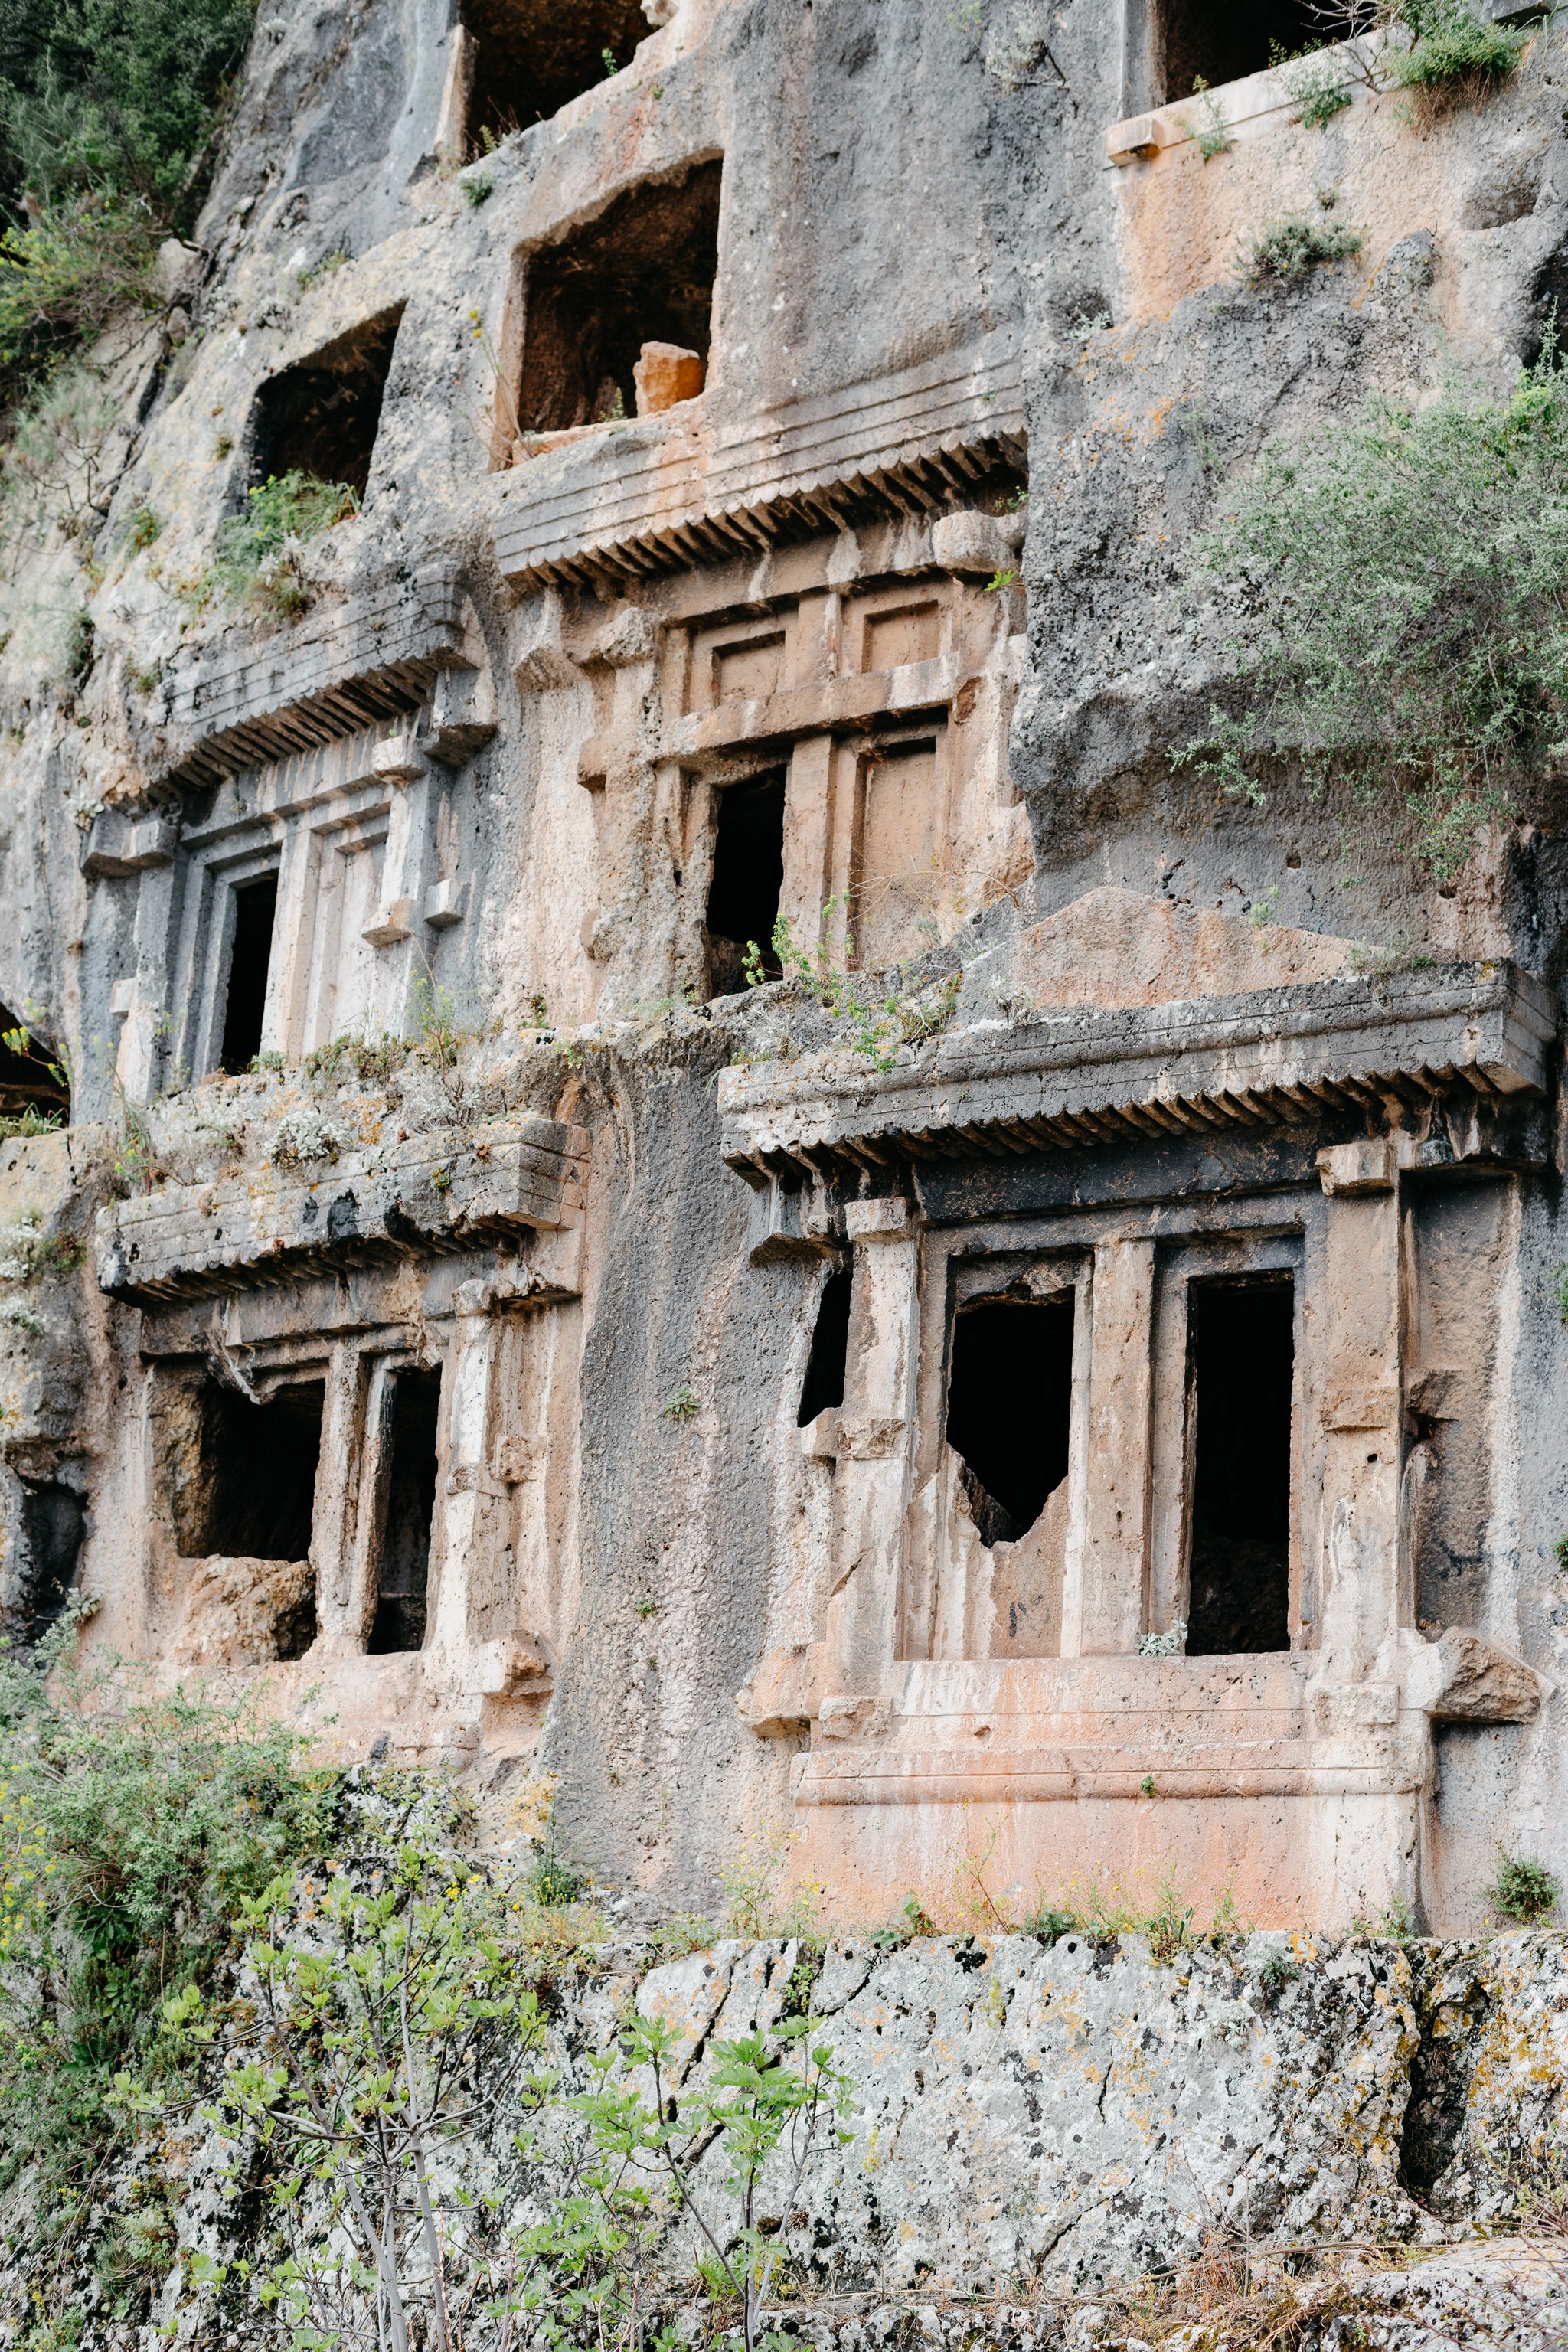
[[218, 873, 277, 1075], [1186, 1278, 1294, 1654], [252, 306, 405, 497], [181, 1380, 325, 1601], [799, 1266, 854, 1426], [517, 161, 721, 433], [371, 1367, 441, 1654], [460, 0, 648, 143], [946, 1294, 1074, 1548], [0, 1001, 69, 1122], [15, 1479, 84, 1645], [1159, 0, 1325, 100], [706, 771, 785, 996]]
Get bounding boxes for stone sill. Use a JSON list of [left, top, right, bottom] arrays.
[[1106, 39, 1376, 168], [1106, 8, 1545, 166]]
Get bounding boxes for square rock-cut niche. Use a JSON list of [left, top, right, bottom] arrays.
[[686, 612, 795, 714], [713, 631, 786, 704], [861, 599, 943, 675]]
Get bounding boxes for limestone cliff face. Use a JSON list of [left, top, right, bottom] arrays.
[[4, 0, 1568, 1932], [31, 1925, 1568, 2339]]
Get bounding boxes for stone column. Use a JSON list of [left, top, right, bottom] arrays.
[[426, 1290, 494, 1671], [1061, 1235, 1155, 1655], [1315, 1142, 1406, 1681], [312, 1338, 371, 1649], [820, 1197, 920, 1698], [779, 734, 834, 949]]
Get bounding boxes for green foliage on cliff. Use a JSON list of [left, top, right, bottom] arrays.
[[193, 469, 362, 616], [0, 1643, 336, 2314], [0, 0, 254, 229], [0, 0, 254, 402], [1389, 0, 1529, 93], [1180, 345, 1568, 880]]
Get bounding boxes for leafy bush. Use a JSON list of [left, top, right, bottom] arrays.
[[1486, 1850, 1560, 1924], [0, 1654, 336, 2290], [198, 468, 360, 616], [0, 0, 255, 231], [1240, 213, 1364, 289], [1389, 0, 1528, 93], [0, 191, 158, 384], [1179, 346, 1568, 879], [1274, 44, 1355, 127]]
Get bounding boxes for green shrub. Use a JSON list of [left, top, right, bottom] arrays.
[[1178, 345, 1568, 880], [529, 1837, 586, 1907], [1390, 0, 1528, 93], [1486, 1851, 1560, 1924], [0, 1661, 337, 2296], [1274, 42, 1355, 127], [199, 468, 360, 616], [0, 0, 256, 232], [0, 193, 158, 390], [1240, 212, 1364, 289]]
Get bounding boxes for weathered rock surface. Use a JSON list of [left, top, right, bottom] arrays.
[[23, 1930, 1568, 2348]]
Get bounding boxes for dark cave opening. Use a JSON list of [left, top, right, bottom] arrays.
[[1159, 0, 1327, 100], [185, 1378, 325, 1565], [253, 306, 406, 497], [0, 1000, 69, 1123], [1185, 1277, 1294, 1655], [946, 1294, 1074, 1549], [16, 1479, 85, 1645], [370, 1367, 442, 1655], [705, 770, 786, 997], [218, 873, 277, 1075], [799, 1265, 854, 1427], [461, 0, 648, 142], [517, 161, 721, 433]]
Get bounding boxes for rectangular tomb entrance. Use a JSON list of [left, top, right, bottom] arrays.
[[1185, 1276, 1294, 1656], [370, 1366, 442, 1654]]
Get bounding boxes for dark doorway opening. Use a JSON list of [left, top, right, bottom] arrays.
[[371, 1367, 441, 1654], [1160, 0, 1325, 100], [518, 160, 721, 433], [253, 306, 405, 498], [0, 1001, 69, 1124], [706, 770, 785, 997], [219, 874, 278, 1074], [1185, 1278, 1294, 1654], [462, 0, 648, 142], [946, 1294, 1074, 1548], [799, 1266, 853, 1426], [15, 1478, 85, 1645], [184, 1378, 325, 1562]]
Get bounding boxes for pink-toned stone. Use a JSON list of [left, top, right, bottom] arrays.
[[632, 341, 705, 416]]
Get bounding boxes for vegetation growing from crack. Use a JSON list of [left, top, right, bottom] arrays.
[[744, 908, 962, 1073], [1485, 1849, 1560, 1924], [1307, 0, 1530, 96], [1178, 341, 1568, 881], [1186, 79, 1235, 161], [1239, 211, 1364, 289], [185, 468, 361, 619], [0, 1208, 81, 1282], [1270, 39, 1355, 127]]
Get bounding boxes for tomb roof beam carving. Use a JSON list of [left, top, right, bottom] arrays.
[[720, 963, 1556, 1184], [492, 338, 1026, 594], [156, 564, 484, 791], [96, 1117, 590, 1307]]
